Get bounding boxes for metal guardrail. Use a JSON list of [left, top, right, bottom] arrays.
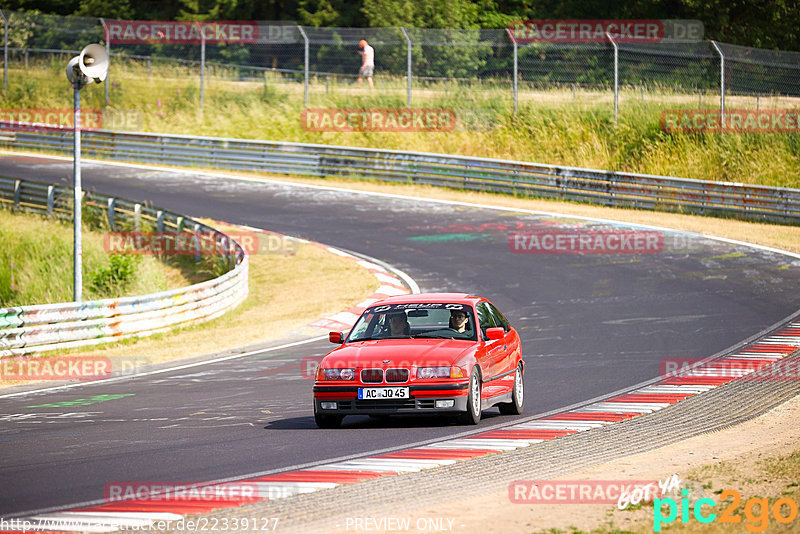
[[1, 125, 799, 225], [0, 176, 249, 357]]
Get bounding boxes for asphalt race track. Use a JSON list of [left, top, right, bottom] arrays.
[[2, 154, 800, 516]]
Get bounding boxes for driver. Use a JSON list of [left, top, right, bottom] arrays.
[[385, 311, 410, 337], [449, 309, 469, 333]]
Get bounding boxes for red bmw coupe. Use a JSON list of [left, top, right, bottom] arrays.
[[313, 293, 524, 428]]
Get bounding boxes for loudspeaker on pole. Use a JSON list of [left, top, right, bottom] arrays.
[[66, 43, 109, 85]]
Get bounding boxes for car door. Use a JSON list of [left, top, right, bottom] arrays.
[[476, 301, 504, 380], [486, 301, 518, 374]]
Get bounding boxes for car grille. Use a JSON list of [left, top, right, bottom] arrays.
[[355, 399, 417, 410], [331, 399, 440, 411], [361, 369, 383, 383], [360, 368, 410, 384], [385, 368, 409, 383]]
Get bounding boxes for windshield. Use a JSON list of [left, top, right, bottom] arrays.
[[347, 303, 477, 342]]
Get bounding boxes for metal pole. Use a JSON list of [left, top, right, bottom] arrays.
[[711, 40, 725, 128], [607, 32, 618, 122], [400, 27, 412, 107], [100, 18, 110, 105], [297, 26, 309, 108], [200, 23, 205, 111], [73, 83, 82, 302], [2, 10, 8, 99], [505, 28, 518, 115]]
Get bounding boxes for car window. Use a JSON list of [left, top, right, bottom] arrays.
[[347, 303, 477, 341], [487, 302, 510, 331], [476, 302, 496, 337]]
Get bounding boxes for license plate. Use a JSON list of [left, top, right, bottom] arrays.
[[358, 387, 410, 400]]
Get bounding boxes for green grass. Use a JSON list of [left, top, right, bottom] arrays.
[[4, 57, 800, 189], [0, 208, 190, 307]]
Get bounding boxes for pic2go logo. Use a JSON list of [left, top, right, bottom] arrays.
[[654, 489, 799, 532]]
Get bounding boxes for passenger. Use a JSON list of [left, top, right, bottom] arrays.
[[449, 309, 469, 333]]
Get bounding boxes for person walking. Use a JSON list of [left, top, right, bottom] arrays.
[[357, 39, 375, 89]]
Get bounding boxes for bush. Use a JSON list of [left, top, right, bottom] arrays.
[[89, 255, 140, 297]]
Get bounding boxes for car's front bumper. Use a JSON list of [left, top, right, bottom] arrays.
[[313, 383, 469, 414]]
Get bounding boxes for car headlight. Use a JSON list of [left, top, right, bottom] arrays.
[[317, 368, 355, 381], [416, 366, 451, 379]]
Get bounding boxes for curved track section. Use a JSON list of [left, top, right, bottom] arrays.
[[1, 154, 800, 518]]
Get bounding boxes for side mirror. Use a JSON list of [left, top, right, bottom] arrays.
[[485, 327, 505, 340], [329, 331, 344, 344]]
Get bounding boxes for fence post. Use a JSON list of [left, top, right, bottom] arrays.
[[100, 18, 110, 105], [505, 28, 518, 115], [199, 23, 206, 111], [711, 40, 725, 127], [2, 10, 7, 99], [606, 32, 618, 123], [400, 27, 412, 107], [297, 26, 309, 108]]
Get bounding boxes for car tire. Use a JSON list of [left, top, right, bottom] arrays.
[[314, 412, 343, 429], [499, 362, 524, 415], [459, 367, 482, 425]]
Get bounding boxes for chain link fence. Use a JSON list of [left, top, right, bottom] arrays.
[[1, 10, 799, 120]]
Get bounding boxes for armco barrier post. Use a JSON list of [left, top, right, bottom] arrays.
[[107, 197, 116, 230], [47, 185, 55, 215]]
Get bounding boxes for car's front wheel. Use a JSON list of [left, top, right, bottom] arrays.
[[499, 362, 524, 415], [459, 367, 482, 425], [314, 411, 343, 429]]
